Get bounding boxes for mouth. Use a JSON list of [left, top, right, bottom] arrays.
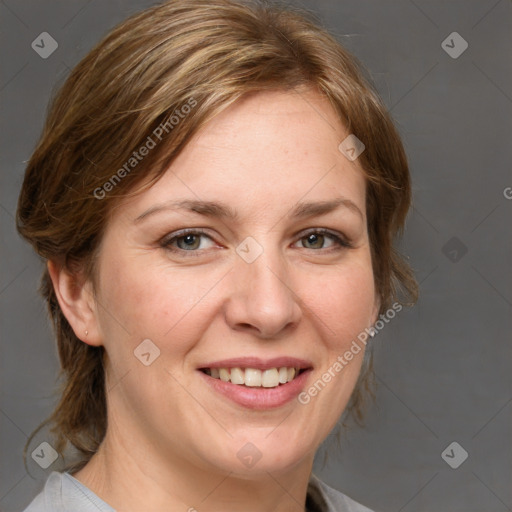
[[197, 357, 313, 410], [199, 366, 307, 388]]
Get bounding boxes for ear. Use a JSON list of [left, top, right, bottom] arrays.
[[47, 260, 102, 347]]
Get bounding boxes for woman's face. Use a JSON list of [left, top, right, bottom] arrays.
[[90, 89, 378, 476]]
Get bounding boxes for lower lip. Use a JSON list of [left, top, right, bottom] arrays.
[[198, 370, 312, 410]]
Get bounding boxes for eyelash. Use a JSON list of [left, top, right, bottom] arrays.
[[159, 228, 353, 256]]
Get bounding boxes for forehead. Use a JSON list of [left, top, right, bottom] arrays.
[[117, 89, 367, 222]]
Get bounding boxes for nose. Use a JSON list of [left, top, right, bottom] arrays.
[[223, 246, 302, 339]]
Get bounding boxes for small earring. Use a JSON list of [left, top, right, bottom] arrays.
[[85, 330, 89, 336]]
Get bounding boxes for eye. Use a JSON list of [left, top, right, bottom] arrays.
[[160, 228, 351, 256], [160, 229, 217, 253], [294, 229, 352, 250]]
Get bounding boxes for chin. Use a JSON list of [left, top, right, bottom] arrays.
[[201, 428, 318, 477]]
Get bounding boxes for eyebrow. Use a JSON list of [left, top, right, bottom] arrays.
[[291, 198, 363, 221], [134, 199, 239, 223], [133, 197, 363, 224]]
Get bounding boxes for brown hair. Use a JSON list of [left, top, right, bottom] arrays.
[[16, 0, 417, 468]]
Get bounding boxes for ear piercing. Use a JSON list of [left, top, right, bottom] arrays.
[[85, 330, 89, 336]]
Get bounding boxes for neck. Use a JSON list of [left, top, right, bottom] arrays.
[[73, 422, 315, 512]]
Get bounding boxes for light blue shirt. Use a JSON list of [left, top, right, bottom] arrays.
[[23, 471, 375, 512]]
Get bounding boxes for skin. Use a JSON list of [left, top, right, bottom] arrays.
[[49, 88, 379, 512]]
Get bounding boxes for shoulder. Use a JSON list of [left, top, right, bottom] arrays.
[[22, 472, 114, 512], [307, 473, 376, 512], [23, 472, 63, 512]]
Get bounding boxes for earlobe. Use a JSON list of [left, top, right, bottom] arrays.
[[47, 260, 102, 347]]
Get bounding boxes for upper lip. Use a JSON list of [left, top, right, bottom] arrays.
[[198, 357, 313, 371]]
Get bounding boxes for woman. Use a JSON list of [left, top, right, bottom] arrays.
[[17, 0, 417, 510]]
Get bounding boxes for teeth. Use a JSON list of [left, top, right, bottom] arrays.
[[230, 367, 244, 385], [204, 366, 300, 388], [245, 368, 261, 387], [261, 368, 279, 388]]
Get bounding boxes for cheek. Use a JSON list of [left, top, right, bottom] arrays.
[[301, 256, 376, 344], [96, 254, 219, 354]]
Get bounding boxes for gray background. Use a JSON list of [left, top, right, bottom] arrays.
[[1, 0, 511, 510]]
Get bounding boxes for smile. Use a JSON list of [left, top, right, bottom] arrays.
[[197, 357, 313, 410], [200, 367, 304, 388]]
